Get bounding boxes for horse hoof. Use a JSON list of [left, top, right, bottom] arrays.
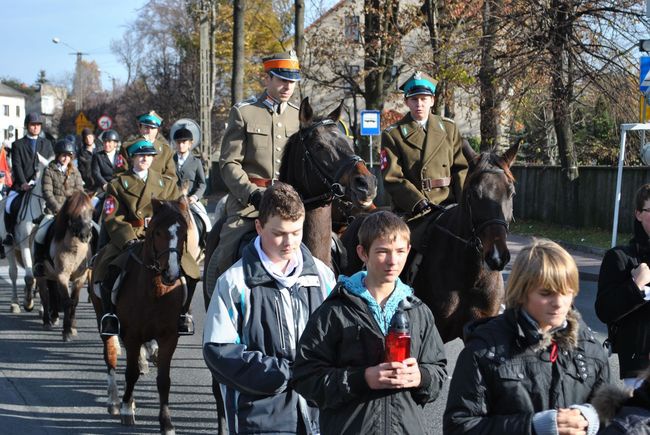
[[10, 303, 20, 314], [120, 414, 136, 426], [62, 332, 72, 342], [108, 404, 120, 416], [23, 302, 34, 312], [70, 328, 78, 336], [43, 322, 53, 331], [162, 429, 176, 435]]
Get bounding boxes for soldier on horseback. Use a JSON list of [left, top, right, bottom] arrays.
[[3, 112, 54, 247], [380, 72, 468, 217], [32, 138, 84, 277], [96, 139, 200, 336], [215, 50, 301, 275]]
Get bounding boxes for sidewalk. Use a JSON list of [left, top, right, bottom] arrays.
[[508, 233, 602, 283]]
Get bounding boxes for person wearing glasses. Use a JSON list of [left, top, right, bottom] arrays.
[[597, 183, 650, 388]]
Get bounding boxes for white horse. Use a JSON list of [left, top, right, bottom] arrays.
[[0, 153, 52, 314]]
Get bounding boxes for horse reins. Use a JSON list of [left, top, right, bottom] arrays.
[[298, 119, 366, 208]]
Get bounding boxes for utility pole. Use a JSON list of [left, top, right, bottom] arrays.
[[52, 38, 87, 112], [198, 1, 216, 181]]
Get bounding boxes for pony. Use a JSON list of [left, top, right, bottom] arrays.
[[0, 152, 52, 314], [342, 140, 519, 342], [36, 191, 93, 341], [89, 198, 190, 434]]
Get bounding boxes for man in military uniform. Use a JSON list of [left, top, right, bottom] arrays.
[[116, 110, 176, 177], [215, 50, 301, 274], [381, 72, 468, 216], [97, 139, 200, 336]]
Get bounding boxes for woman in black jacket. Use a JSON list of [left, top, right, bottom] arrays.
[[444, 239, 610, 435], [597, 183, 650, 387]]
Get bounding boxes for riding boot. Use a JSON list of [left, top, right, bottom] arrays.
[[33, 241, 48, 278], [178, 277, 196, 335], [99, 266, 121, 336]]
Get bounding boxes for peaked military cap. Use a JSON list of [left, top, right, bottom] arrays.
[[137, 110, 163, 128], [126, 138, 158, 157], [399, 71, 437, 98], [263, 50, 301, 82]]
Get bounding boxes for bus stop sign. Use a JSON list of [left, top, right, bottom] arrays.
[[360, 110, 381, 136]]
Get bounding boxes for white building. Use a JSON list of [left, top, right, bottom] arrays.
[[26, 83, 67, 132], [0, 83, 26, 143]]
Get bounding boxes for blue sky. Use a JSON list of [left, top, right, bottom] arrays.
[[2, 0, 148, 90], [2, 0, 338, 91]]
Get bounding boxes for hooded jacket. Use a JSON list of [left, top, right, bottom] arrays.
[[292, 275, 447, 435], [597, 220, 650, 378], [443, 308, 610, 435], [203, 241, 335, 434]]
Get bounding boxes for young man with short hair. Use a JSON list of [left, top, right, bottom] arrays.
[[293, 211, 447, 434], [203, 182, 335, 434]]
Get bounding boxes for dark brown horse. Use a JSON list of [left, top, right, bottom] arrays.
[[343, 140, 519, 342], [279, 97, 377, 267], [90, 198, 189, 434], [36, 191, 94, 341]]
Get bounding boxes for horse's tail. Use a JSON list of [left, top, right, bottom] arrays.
[[106, 335, 121, 368]]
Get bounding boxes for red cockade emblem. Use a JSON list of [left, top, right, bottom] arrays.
[[104, 196, 116, 215], [380, 148, 389, 171], [116, 154, 124, 168]]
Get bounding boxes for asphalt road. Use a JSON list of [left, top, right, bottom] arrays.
[[0, 258, 621, 434]]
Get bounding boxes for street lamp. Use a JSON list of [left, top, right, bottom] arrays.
[[52, 37, 87, 112]]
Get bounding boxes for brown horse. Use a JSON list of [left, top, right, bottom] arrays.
[[37, 191, 94, 341], [90, 198, 189, 434], [343, 140, 519, 342]]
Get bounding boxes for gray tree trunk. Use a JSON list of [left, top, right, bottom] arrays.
[[231, 0, 245, 106], [478, 0, 500, 151]]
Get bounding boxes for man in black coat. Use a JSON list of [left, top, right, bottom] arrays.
[[172, 126, 206, 203], [77, 127, 97, 191], [4, 112, 54, 245]]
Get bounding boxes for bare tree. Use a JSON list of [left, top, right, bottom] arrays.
[[232, 0, 245, 105]]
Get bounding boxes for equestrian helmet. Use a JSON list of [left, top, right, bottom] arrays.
[[126, 138, 158, 157], [103, 129, 120, 142], [24, 112, 44, 126], [54, 138, 76, 156], [173, 127, 193, 142]]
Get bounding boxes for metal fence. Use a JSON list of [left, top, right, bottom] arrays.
[[511, 165, 650, 233]]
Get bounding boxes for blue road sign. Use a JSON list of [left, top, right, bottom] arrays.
[[360, 110, 381, 136], [641, 56, 650, 93]]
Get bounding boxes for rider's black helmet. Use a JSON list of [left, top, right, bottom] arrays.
[[54, 138, 77, 156], [103, 129, 120, 142], [24, 112, 44, 126]]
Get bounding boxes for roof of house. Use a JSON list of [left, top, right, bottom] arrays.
[[305, 0, 349, 33], [0, 82, 27, 99]]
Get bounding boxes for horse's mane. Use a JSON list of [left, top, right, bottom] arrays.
[[467, 151, 516, 186], [279, 117, 352, 183], [53, 191, 92, 241]]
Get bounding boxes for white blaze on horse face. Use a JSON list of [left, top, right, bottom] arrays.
[[491, 244, 501, 265], [167, 223, 181, 280]]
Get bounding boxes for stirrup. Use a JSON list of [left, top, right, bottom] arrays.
[[178, 314, 195, 336], [100, 313, 120, 336]]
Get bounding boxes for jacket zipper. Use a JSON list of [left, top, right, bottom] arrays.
[[273, 296, 286, 350]]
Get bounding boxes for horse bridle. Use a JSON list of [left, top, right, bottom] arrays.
[[298, 119, 366, 207], [431, 168, 511, 253]]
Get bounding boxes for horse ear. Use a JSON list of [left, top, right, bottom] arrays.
[[326, 100, 345, 122], [502, 138, 521, 167], [461, 138, 478, 167], [152, 198, 162, 213], [299, 97, 313, 127]]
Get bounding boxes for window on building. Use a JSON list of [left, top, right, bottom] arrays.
[[3, 105, 8, 116], [3, 129, 8, 140], [16, 106, 20, 117], [345, 15, 360, 42]]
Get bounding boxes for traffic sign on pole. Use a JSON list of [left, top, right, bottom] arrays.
[[641, 57, 650, 93], [360, 110, 381, 136], [97, 114, 113, 131]]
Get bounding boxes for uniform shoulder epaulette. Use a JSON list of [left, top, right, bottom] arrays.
[[384, 124, 398, 133], [441, 116, 456, 124], [287, 101, 299, 110], [234, 96, 258, 109]]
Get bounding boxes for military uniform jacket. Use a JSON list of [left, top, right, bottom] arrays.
[[381, 112, 468, 212], [174, 153, 206, 201], [103, 169, 180, 250], [116, 136, 176, 177], [219, 91, 299, 218], [11, 135, 54, 189]]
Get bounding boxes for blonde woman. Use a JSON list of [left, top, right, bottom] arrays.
[[444, 239, 610, 435]]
